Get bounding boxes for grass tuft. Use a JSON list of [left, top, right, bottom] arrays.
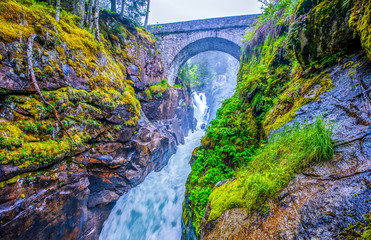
[[208, 116, 334, 221]]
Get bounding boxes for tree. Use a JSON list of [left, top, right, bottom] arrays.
[[56, 0, 60, 23], [75, 0, 85, 27], [110, 0, 116, 12], [258, 0, 280, 8], [120, 0, 125, 18], [125, 0, 147, 25], [93, 0, 101, 41], [144, 0, 150, 30], [86, 0, 94, 30]]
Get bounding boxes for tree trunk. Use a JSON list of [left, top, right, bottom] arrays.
[[144, 0, 150, 31], [86, 0, 94, 30], [93, 0, 100, 41], [111, 0, 116, 13], [120, 0, 125, 18], [56, 0, 60, 23], [75, 0, 85, 27]]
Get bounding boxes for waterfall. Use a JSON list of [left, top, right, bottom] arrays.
[[192, 92, 209, 129], [99, 130, 205, 240]]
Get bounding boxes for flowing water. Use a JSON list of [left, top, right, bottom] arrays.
[[99, 93, 208, 240], [192, 92, 209, 129]]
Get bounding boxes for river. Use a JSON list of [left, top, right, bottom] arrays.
[[99, 93, 208, 240]]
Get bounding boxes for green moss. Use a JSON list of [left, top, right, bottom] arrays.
[[144, 79, 170, 100], [173, 84, 183, 88], [343, 61, 355, 69], [349, 0, 371, 61], [340, 211, 371, 239], [1, 138, 73, 166], [208, 116, 333, 221], [0, 1, 35, 42], [56, 46, 65, 56], [263, 72, 333, 134], [6, 175, 20, 184], [0, 120, 25, 148], [136, 27, 156, 45]]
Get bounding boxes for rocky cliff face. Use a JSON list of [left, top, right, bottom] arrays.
[[183, 0, 371, 239], [0, 1, 194, 239], [201, 54, 371, 239]]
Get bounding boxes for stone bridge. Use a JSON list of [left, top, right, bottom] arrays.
[[149, 14, 260, 85]]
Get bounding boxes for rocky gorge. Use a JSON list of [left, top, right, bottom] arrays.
[[0, 0, 370, 239], [0, 1, 194, 239]]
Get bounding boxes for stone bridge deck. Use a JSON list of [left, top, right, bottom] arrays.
[[150, 14, 261, 35]]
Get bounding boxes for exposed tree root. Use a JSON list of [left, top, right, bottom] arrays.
[[27, 34, 75, 143]]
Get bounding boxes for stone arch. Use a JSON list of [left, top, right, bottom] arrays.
[[166, 37, 241, 85]]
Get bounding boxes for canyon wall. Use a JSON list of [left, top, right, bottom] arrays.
[[183, 0, 371, 239], [0, 1, 194, 239]]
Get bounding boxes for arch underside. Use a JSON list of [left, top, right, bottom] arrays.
[[167, 37, 241, 85]]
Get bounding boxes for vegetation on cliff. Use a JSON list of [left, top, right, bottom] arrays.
[[0, 0, 168, 179], [184, 0, 370, 235], [0, 0, 135, 166], [208, 116, 333, 221]]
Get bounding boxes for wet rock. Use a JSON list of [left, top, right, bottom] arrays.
[[107, 105, 135, 124], [87, 190, 120, 208], [0, 161, 90, 240], [291, 0, 362, 67]]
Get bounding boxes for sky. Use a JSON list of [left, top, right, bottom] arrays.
[[148, 0, 263, 24]]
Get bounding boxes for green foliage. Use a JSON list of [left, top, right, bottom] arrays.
[[349, 0, 371, 61], [186, 0, 370, 237], [237, 0, 338, 134], [340, 211, 371, 240], [173, 84, 183, 88], [144, 79, 170, 100], [188, 148, 234, 235], [178, 60, 215, 91], [187, 94, 258, 235], [208, 116, 334, 221], [178, 64, 200, 88]]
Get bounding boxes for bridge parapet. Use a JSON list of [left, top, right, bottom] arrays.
[[149, 14, 260, 35]]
